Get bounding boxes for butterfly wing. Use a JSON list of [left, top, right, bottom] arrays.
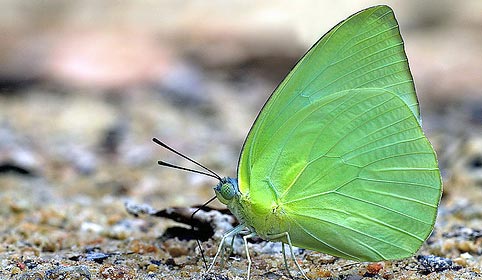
[[265, 88, 440, 260], [237, 6, 441, 261], [239, 5, 419, 188]]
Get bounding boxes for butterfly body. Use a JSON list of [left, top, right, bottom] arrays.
[[215, 177, 288, 241]]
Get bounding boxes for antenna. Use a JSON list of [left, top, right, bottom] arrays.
[[152, 138, 222, 180], [152, 137, 221, 271], [157, 160, 220, 180]]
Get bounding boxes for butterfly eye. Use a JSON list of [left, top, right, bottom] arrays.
[[214, 178, 239, 205], [220, 183, 235, 200]]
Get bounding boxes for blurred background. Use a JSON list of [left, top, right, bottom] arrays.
[[0, 0, 481, 278]]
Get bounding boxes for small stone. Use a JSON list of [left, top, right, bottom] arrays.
[[453, 257, 467, 267], [9, 199, 31, 213], [99, 264, 134, 279], [163, 239, 190, 257], [457, 240, 476, 253], [416, 255, 462, 274], [146, 263, 158, 272], [307, 268, 331, 278], [11, 266, 21, 275], [17, 272, 44, 280], [366, 262, 383, 274], [80, 222, 104, 233], [45, 265, 91, 279]]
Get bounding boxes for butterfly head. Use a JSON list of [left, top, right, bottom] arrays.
[[214, 177, 239, 205]]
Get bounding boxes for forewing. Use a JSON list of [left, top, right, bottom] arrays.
[[238, 5, 419, 192]]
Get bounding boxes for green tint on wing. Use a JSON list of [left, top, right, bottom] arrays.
[[238, 5, 419, 190], [251, 89, 441, 260]]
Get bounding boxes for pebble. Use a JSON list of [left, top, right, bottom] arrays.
[[45, 265, 91, 280]]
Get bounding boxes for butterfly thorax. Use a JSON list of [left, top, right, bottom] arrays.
[[214, 177, 289, 241]]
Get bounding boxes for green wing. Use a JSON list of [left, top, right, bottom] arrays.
[[237, 6, 441, 261], [272, 88, 440, 260], [239, 5, 420, 189]]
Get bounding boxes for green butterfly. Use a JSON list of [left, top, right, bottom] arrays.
[[158, 5, 442, 279]]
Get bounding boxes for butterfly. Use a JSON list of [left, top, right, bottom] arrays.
[[155, 5, 442, 279]]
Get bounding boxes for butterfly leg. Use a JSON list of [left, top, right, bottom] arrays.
[[220, 234, 236, 268], [282, 243, 295, 279], [207, 223, 245, 274], [268, 232, 309, 280], [284, 232, 309, 280], [242, 232, 257, 279]]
